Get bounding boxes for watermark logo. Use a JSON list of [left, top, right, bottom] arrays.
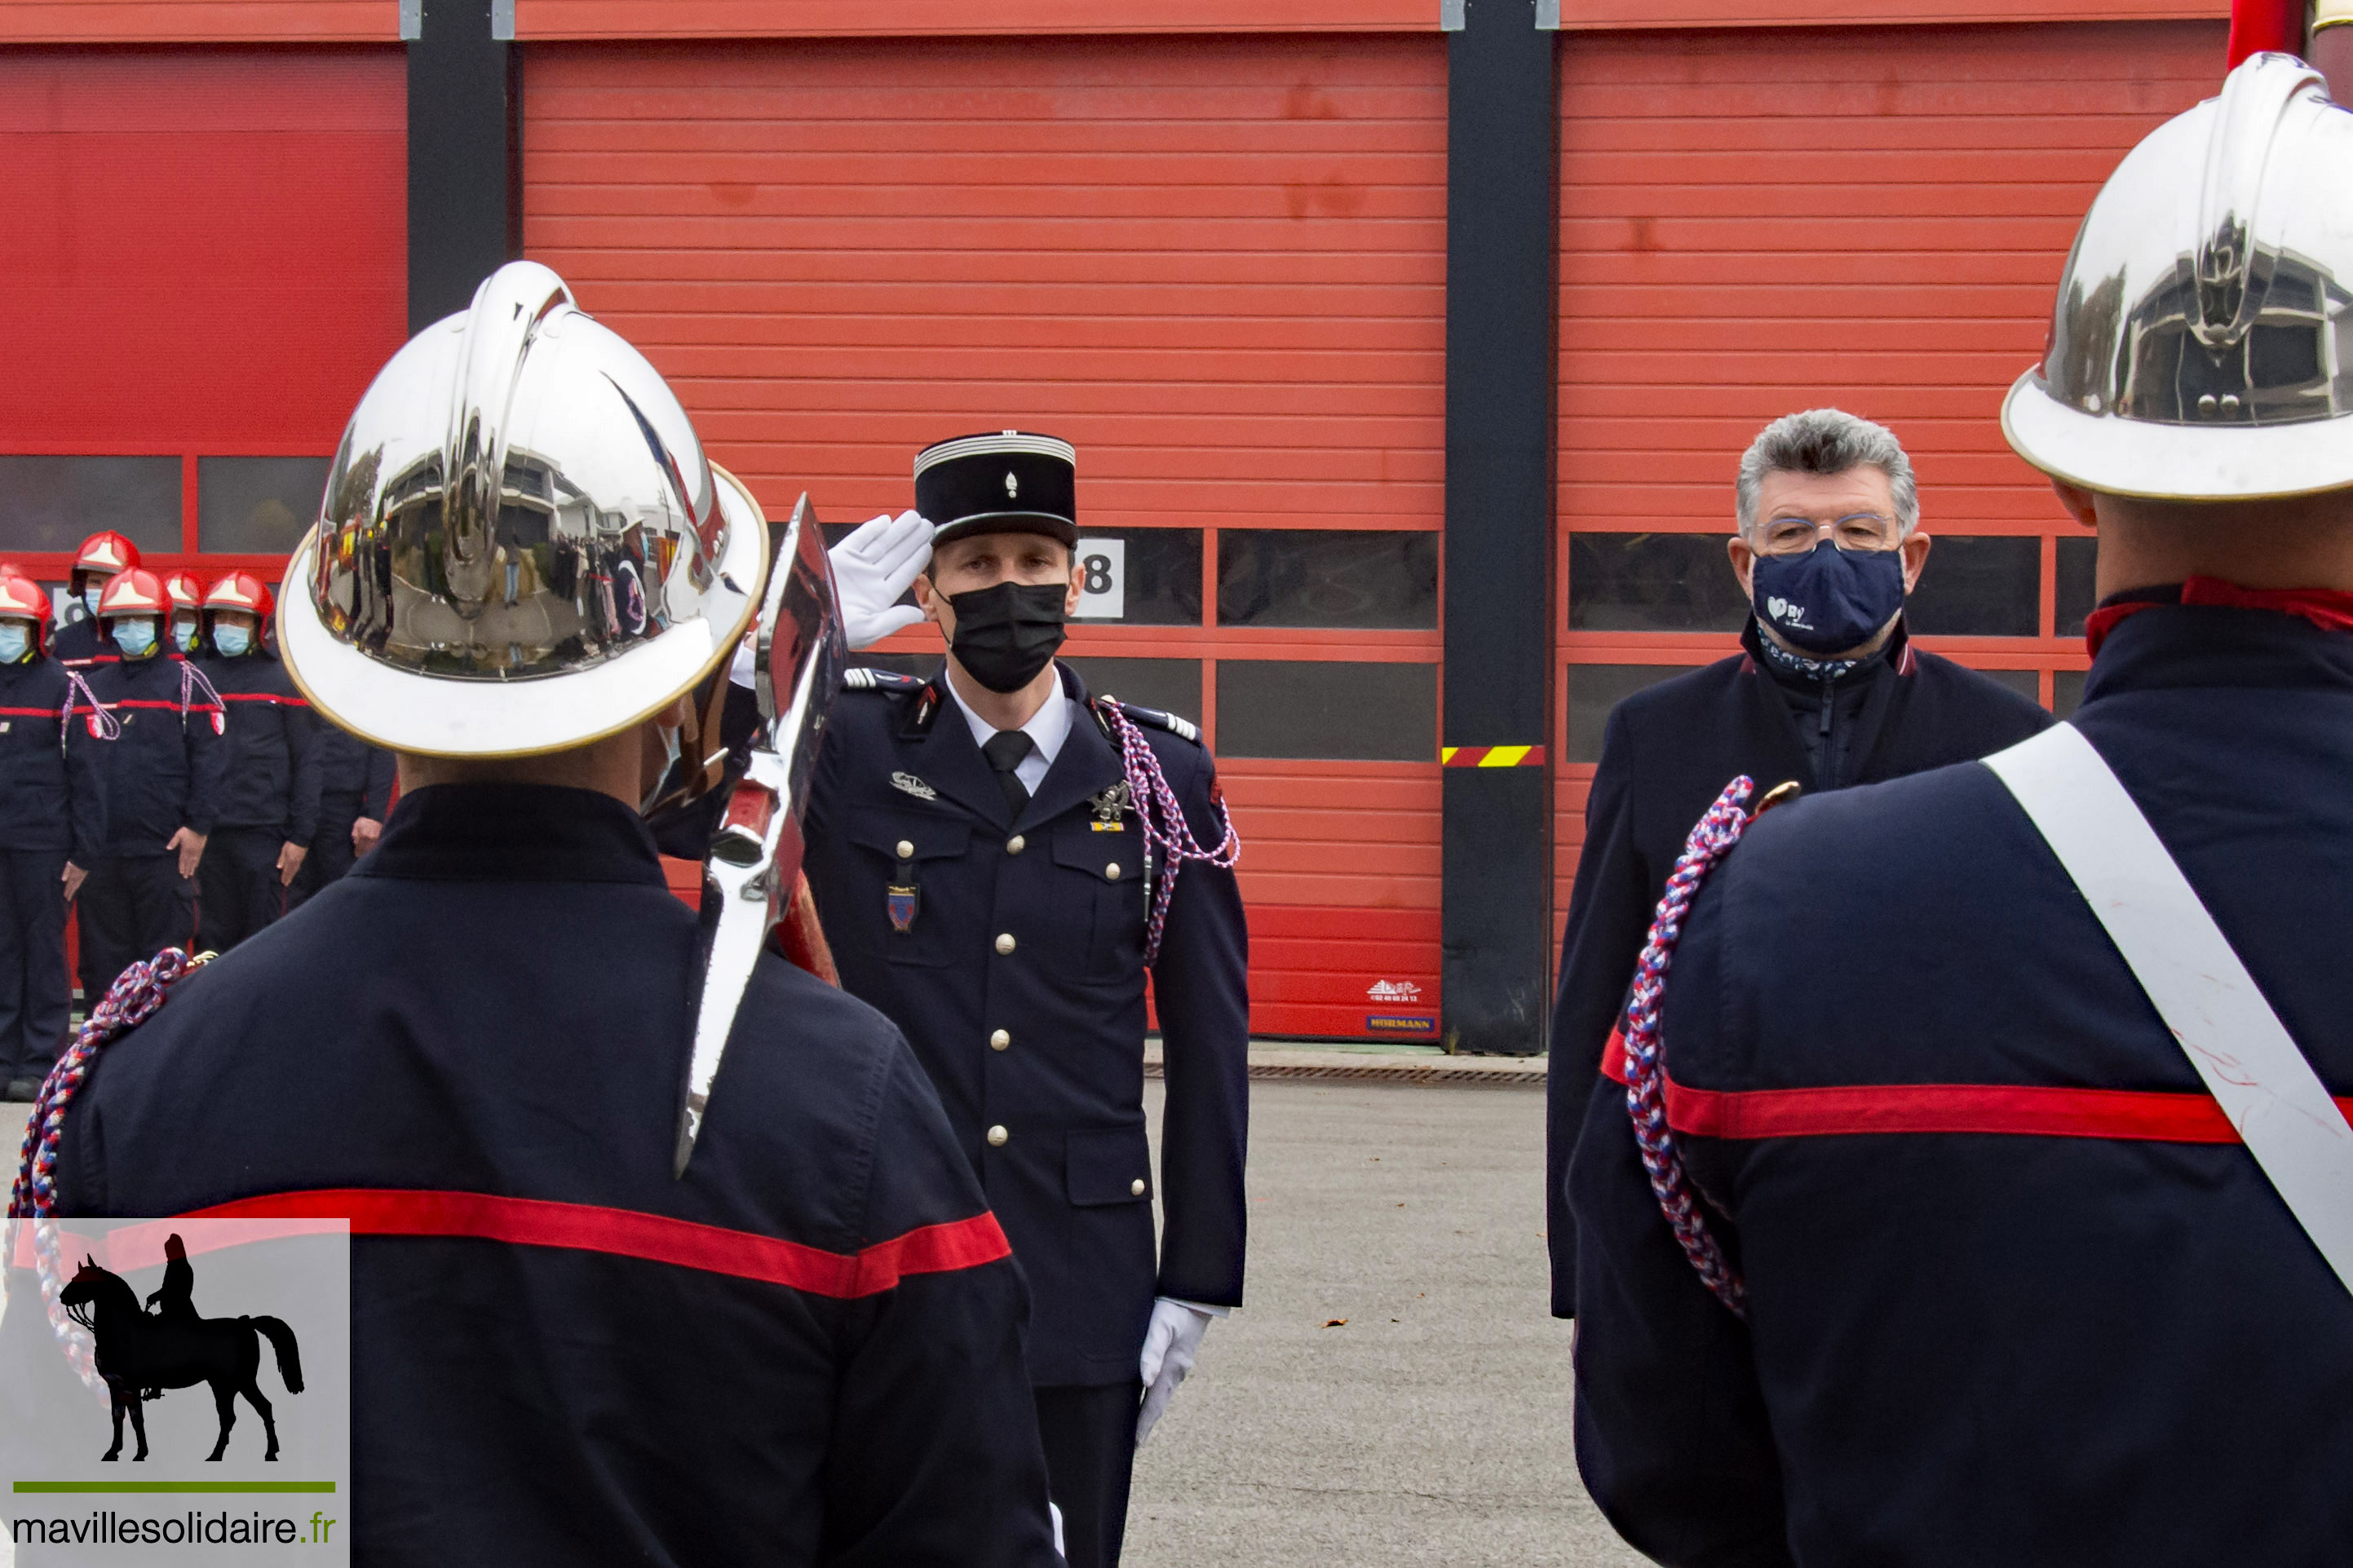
[[2, 1217, 351, 1563]]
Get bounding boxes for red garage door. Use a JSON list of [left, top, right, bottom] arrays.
[[1551, 20, 2223, 960], [525, 34, 1448, 1039], [0, 46, 407, 595]]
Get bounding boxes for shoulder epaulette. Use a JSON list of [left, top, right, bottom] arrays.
[[843, 667, 926, 694], [1102, 697, 1201, 744]]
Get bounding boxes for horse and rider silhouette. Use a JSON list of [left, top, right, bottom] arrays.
[[56, 1234, 303, 1464]]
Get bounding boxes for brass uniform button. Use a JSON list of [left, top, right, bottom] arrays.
[[1130, 1178, 1148, 1196], [1105, 863, 1121, 881], [990, 1028, 1011, 1052], [987, 1124, 1010, 1147], [895, 838, 914, 859], [995, 932, 1016, 956], [1006, 834, 1026, 855]]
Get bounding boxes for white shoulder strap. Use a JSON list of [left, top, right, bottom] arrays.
[[1984, 722, 2353, 1296]]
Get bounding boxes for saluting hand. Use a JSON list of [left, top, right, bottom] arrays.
[[276, 841, 307, 886], [168, 827, 206, 880], [60, 862, 85, 903], [829, 510, 933, 651]]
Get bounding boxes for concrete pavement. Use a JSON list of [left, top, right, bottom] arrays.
[[1129, 1077, 1641, 1568]]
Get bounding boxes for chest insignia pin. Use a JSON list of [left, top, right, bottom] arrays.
[[1088, 781, 1129, 830], [891, 771, 938, 802]]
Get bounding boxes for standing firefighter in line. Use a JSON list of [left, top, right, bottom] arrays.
[[0, 573, 103, 1102], [194, 571, 320, 952], [805, 434, 1251, 1568], [73, 568, 222, 1011], [11, 263, 1059, 1566], [1569, 53, 2353, 1564], [51, 531, 140, 671]]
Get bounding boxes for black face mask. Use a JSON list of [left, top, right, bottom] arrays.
[[947, 580, 1068, 693]]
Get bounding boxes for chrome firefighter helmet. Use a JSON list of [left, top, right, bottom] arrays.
[[280, 260, 768, 757], [2005, 53, 2353, 500]]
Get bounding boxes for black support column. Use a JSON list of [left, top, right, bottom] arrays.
[[407, 0, 521, 333], [1441, 2, 1558, 1055]]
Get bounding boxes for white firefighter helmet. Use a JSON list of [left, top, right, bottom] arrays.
[[2005, 53, 2353, 501], [279, 260, 767, 757]]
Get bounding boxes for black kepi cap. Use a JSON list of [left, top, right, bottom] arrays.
[[914, 431, 1077, 549]]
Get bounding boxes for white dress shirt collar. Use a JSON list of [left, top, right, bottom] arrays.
[[947, 665, 1072, 795]]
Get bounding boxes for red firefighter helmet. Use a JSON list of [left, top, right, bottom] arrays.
[[163, 570, 206, 612], [0, 574, 54, 656], [204, 571, 274, 621], [96, 568, 169, 619], [74, 532, 141, 581]]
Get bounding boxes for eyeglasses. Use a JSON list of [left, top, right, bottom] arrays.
[[1754, 513, 1901, 558]]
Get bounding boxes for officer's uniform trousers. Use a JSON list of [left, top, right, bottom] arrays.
[[15, 784, 1060, 1566], [1570, 601, 2353, 1566], [1546, 617, 2050, 1314], [195, 648, 320, 953], [804, 663, 1249, 1568], [0, 654, 104, 1084], [74, 651, 220, 1007]]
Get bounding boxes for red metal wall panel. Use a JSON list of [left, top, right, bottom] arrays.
[[1550, 20, 2223, 959], [0, 2, 395, 42], [518, 2, 1435, 39], [0, 46, 407, 580], [1555, 0, 2220, 28], [525, 35, 1447, 1038]]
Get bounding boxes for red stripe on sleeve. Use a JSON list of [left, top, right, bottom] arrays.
[[1596, 1027, 2353, 1144], [182, 1188, 1012, 1299]]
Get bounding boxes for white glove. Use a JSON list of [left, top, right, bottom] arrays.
[[1134, 1297, 1215, 1447], [829, 510, 932, 651]]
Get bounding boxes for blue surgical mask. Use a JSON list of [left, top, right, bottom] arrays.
[[212, 624, 252, 659], [82, 585, 103, 617], [1750, 541, 1906, 656], [171, 616, 201, 655], [0, 625, 29, 665], [111, 619, 157, 659]]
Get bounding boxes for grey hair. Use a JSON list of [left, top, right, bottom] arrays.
[[1735, 409, 1919, 537]]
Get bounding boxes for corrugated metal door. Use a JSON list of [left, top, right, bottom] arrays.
[[525, 34, 1448, 1040], [1552, 20, 2223, 961]]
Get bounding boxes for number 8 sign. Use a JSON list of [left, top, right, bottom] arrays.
[[1073, 537, 1126, 620]]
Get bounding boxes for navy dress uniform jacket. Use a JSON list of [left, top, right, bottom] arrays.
[[201, 647, 322, 842], [0, 656, 104, 868], [81, 651, 224, 855], [32, 784, 1059, 1567], [802, 662, 1249, 1388], [1547, 618, 2050, 1314], [1568, 603, 2353, 1566], [316, 723, 396, 823], [51, 616, 113, 672]]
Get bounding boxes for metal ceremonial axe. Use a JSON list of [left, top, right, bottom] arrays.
[[675, 492, 847, 1176]]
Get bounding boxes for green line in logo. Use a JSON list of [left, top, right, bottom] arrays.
[[12, 1481, 337, 1494]]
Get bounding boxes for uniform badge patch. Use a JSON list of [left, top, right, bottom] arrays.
[[891, 771, 938, 802], [1088, 782, 1130, 827], [887, 884, 921, 933]]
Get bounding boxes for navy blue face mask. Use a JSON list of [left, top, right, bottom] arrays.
[[1749, 540, 1906, 656]]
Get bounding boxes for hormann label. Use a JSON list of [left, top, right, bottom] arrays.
[[2, 1217, 352, 1564], [1364, 1015, 1436, 1035]]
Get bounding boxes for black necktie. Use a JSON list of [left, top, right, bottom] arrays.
[[981, 729, 1034, 815]]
